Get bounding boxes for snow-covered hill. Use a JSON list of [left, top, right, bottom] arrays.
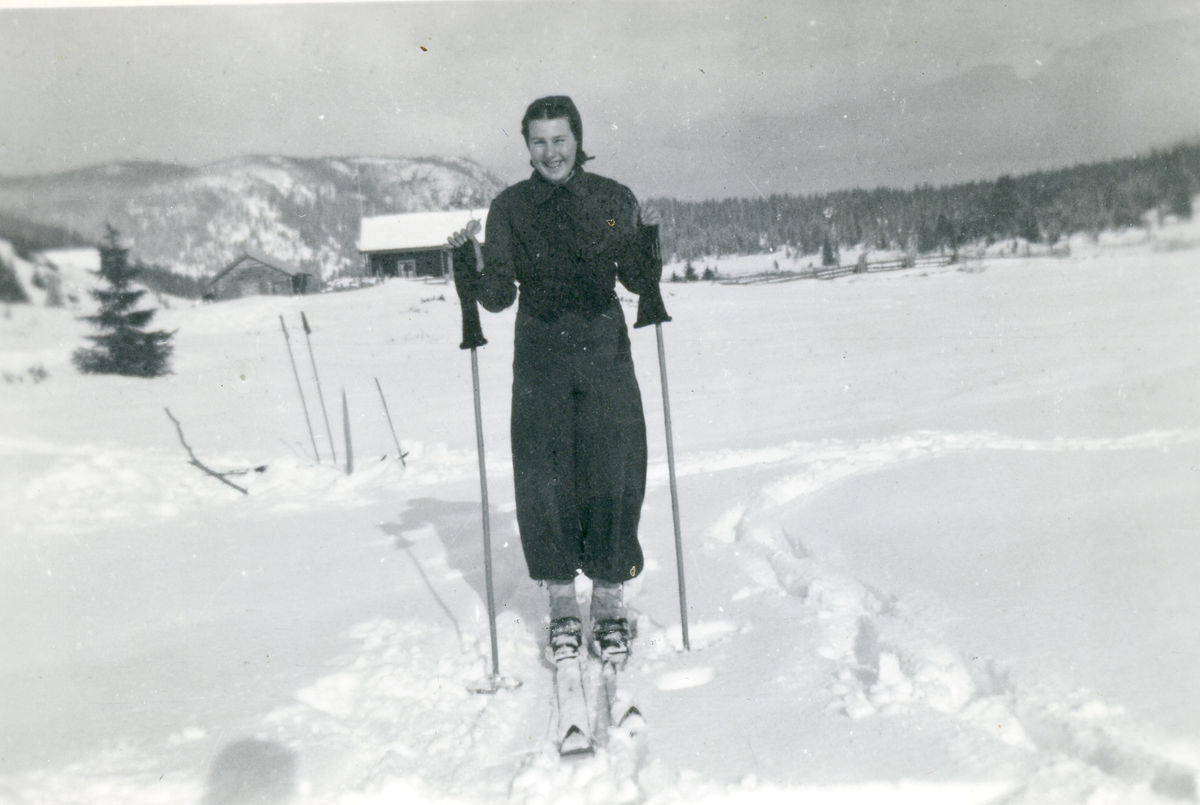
[[1, 219, 1199, 804], [0, 240, 104, 312], [0, 156, 505, 280]]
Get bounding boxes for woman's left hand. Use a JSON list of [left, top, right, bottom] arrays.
[[640, 205, 663, 228]]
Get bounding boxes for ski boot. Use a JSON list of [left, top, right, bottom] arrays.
[[592, 618, 633, 668], [549, 616, 584, 663]]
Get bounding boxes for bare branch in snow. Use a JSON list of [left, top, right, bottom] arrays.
[[164, 407, 249, 495]]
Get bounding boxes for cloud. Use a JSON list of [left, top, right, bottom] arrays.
[[646, 16, 1200, 197], [1, 3, 1197, 199]]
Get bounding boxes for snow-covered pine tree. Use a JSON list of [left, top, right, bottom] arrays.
[[73, 225, 174, 377]]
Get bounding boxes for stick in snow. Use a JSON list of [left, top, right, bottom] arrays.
[[342, 387, 353, 475], [374, 377, 408, 465], [301, 311, 337, 465], [279, 315, 320, 463], [164, 408, 249, 495]]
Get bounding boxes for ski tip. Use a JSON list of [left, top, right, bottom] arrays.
[[617, 706, 645, 731], [558, 725, 595, 758]]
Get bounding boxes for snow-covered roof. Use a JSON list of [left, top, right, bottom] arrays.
[[357, 208, 489, 253]]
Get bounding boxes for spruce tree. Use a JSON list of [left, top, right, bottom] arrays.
[[821, 236, 837, 267], [73, 225, 174, 377]]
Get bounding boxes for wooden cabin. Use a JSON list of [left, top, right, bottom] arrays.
[[357, 208, 489, 279], [206, 250, 317, 301]]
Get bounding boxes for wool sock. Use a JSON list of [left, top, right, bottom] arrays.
[[547, 579, 580, 622], [590, 580, 624, 623]]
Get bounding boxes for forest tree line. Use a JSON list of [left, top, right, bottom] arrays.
[[650, 142, 1200, 262], [4, 142, 1197, 297]]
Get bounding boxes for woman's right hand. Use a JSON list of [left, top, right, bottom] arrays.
[[450, 219, 485, 277], [447, 219, 481, 248]]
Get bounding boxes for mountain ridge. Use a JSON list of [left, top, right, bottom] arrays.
[[0, 155, 506, 279]]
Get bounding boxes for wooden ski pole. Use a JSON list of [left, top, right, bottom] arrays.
[[469, 345, 501, 687], [300, 311, 337, 465], [656, 321, 690, 651], [279, 315, 320, 463], [374, 377, 407, 466], [453, 221, 512, 692], [633, 222, 690, 652]]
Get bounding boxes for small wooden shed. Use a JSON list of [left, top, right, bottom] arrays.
[[206, 250, 317, 301], [357, 208, 489, 279]]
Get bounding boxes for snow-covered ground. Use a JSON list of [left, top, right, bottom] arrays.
[[662, 210, 1200, 281], [2, 218, 1199, 804]]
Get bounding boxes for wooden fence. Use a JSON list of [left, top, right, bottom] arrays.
[[715, 253, 957, 285]]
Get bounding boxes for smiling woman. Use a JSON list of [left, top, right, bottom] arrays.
[[446, 95, 670, 685]]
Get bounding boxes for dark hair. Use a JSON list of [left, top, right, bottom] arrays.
[[521, 95, 593, 165]]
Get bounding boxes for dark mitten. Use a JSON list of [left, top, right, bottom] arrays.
[[452, 241, 486, 349], [452, 242, 479, 298], [632, 224, 671, 328], [634, 285, 671, 328]]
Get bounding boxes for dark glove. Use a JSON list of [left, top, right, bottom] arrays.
[[452, 241, 486, 349], [634, 284, 671, 328], [452, 242, 480, 301], [631, 224, 671, 328]]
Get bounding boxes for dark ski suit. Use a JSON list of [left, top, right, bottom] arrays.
[[454, 168, 669, 584]]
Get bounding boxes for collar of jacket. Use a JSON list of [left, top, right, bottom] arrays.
[[526, 166, 589, 205]]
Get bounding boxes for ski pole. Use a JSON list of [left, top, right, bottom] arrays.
[[279, 315, 320, 463], [656, 322, 690, 652], [454, 222, 507, 691], [469, 345, 501, 686], [374, 377, 408, 466], [301, 311, 337, 465], [632, 222, 690, 651]]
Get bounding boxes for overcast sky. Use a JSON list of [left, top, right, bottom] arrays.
[[1, 0, 1198, 200]]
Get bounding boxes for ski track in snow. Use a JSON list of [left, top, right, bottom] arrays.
[[656, 428, 1200, 501], [702, 428, 1200, 804]]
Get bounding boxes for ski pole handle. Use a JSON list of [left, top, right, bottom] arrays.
[[458, 289, 487, 350], [452, 222, 487, 350]]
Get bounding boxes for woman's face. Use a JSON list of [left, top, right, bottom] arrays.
[[526, 117, 577, 185]]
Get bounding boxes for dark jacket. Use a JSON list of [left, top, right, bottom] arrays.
[[466, 168, 667, 325]]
